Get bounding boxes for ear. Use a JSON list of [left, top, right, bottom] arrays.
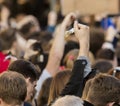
[[106, 102, 115, 106], [25, 77, 31, 83], [0, 98, 4, 106], [0, 98, 2, 104]]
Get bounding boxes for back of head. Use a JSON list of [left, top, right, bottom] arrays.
[[0, 71, 27, 105], [96, 49, 114, 61], [62, 41, 79, 65], [63, 49, 79, 69], [37, 77, 52, 106], [27, 40, 48, 71], [0, 28, 16, 51], [52, 95, 84, 106], [86, 74, 120, 106], [48, 71, 71, 104], [8, 59, 38, 82], [64, 41, 79, 55], [64, 49, 95, 69], [18, 15, 40, 38], [90, 28, 105, 56], [82, 79, 92, 100], [92, 59, 113, 73], [26, 31, 53, 53]]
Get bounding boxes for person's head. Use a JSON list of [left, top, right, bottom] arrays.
[[92, 59, 113, 73], [37, 77, 52, 106], [48, 70, 71, 105], [90, 28, 105, 57], [82, 79, 92, 100], [38, 31, 53, 53], [8, 59, 39, 102], [17, 15, 40, 37], [29, 53, 48, 72], [25, 39, 48, 71], [51, 95, 84, 106], [0, 71, 27, 106], [63, 49, 95, 69], [86, 74, 120, 106], [26, 31, 53, 53], [24, 39, 44, 59], [62, 41, 79, 65], [96, 48, 114, 61], [63, 49, 79, 69], [0, 28, 16, 51], [64, 41, 79, 57]]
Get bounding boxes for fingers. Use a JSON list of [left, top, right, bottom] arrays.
[[64, 13, 75, 22], [77, 23, 89, 29], [69, 13, 76, 21], [74, 21, 90, 41], [62, 13, 77, 28], [74, 20, 78, 31], [74, 21, 89, 30]]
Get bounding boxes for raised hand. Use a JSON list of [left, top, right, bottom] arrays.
[[61, 13, 76, 29], [74, 21, 90, 57]]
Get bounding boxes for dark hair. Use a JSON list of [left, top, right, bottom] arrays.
[[28, 41, 48, 71], [0, 28, 16, 51], [31, 41, 43, 53], [29, 53, 48, 72], [19, 22, 34, 36], [26, 31, 53, 52], [92, 59, 113, 73], [90, 28, 105, 57], [8, 59, 39, 82], [96, 49, 114, 60]]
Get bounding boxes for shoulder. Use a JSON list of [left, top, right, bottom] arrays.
[[24, 102, 32, 106], [83, 100, 94, 106]]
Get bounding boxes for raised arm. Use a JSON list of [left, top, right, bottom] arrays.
[[60, 21, 90, 97], [35, 13, 76, 97], [46, 13, 76, 76], [74, 21, 89, 57]]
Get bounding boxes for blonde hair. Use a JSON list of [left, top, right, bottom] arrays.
[[48, 71, 71, 104], [63, 49, 95, 69], [89, 51, 95, 65], [63, 49, 79, 69], [82, 79, 92, 100]]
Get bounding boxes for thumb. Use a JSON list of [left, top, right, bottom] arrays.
[[74, 20, 78, 31]]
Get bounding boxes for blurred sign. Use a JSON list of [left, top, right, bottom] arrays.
[[61, 0, 119, 15]]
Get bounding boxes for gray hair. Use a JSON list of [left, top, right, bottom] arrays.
[[52, 95, 84, 106]]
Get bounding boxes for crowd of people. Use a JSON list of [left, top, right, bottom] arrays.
[[0, 0, 120, 106]]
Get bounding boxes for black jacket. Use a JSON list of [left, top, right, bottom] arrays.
[[48, 57, 94, 106], [60, 58, 94, 106], [24, 102, 32, 106], [60, 59, 86, 97]]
